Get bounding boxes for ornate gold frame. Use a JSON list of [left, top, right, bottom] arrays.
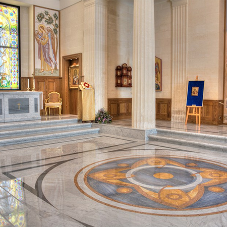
[[68, 53, 82, 89]]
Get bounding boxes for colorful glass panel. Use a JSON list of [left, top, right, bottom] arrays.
[[0, 3, 19, 90], [0, 179, 26, 226]]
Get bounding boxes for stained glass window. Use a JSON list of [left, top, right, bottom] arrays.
[[0, 3, 20, 90]]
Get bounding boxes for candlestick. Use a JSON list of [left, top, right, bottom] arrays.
[[32, 78, 35, 91]]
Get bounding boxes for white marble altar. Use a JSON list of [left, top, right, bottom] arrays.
[[0, 91, 42, 122]]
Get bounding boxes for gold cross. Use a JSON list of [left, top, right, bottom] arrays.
[[17, 103, 21, 110]]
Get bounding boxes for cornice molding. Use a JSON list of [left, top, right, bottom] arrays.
[[170, 0, 187, 7]]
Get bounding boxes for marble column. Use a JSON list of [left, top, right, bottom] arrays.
[[171, 0, 188, 122], [132, 0, 155, 129], [84, 0, 107, 113]]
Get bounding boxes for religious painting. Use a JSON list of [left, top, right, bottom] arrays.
[[0, 3, 20, 90], [155, 56, 162, 91], [69, 66, 79, 88], [68, 54, 82, 89], [191, 87, 199, 96], [186, 81, 204, 107], [34, 6, 59, 77]]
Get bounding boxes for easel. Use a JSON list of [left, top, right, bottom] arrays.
[[185, 105, 201, 126], [185, 76, 202, 126]]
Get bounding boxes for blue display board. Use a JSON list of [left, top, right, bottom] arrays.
[[186, 81, 204, 107]]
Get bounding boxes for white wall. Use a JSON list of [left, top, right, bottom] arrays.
[[20, 6, 29, 77], [60, 0, 82, 10], [187, 0, 224, 100], [154, 0, 172, 98], [154, 0, 225, 101], [107, 0, 133, 99], [60, 1, 84, 66], [28, 5, 33, 77]]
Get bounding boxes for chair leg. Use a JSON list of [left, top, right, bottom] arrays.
[[45, 107, 47, 116], [49, 107, 50, 116]]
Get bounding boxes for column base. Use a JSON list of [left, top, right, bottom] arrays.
[[93, 123, 157, 141], [171, 114, 186, 123]]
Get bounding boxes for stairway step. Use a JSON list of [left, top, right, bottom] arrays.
[[0, 127, 99, 146], [156, 128, 227, 144], [148, 134, 227, 152], [0, 123, 91, 138], [0, 118, 79, 131]]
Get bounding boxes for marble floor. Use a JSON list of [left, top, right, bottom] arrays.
[[1, 118, 227, 226], [113, 118, 227, 137]]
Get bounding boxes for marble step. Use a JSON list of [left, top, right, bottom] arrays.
[[0, 127, 100, 146], [156, 128, 227, 144], [0, 123, 92, 138], [148, 130, 227, 152], [0, 118, 79, 131]]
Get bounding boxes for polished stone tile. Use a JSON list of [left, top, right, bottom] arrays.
[[1, 132, 227, 226]]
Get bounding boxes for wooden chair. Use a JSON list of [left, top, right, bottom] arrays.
[[45, 92, 62, 115]]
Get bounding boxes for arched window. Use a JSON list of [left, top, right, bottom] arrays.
[[0, 3, 20, 90]]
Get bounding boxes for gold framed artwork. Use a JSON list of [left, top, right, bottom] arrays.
[[155, 56, 162, 91], [191, 87, 199, 96], [34, 6, 60, 76], [69, 53, 82, 89]]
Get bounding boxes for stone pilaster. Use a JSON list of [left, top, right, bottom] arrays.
[[171, 0, 188, 122], [84, 0, 107, 112], [132, 0, 156, 129]]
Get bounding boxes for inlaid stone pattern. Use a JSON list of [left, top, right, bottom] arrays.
[[0, 91, 42, 122], [0, 99, 2, 115], [76, 155, 227, 216], [9, 98, 29, 114], [34, 98, 38, 113]]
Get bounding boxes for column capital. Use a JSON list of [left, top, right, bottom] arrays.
[[84, 0, 107, 7], [170, 0, 187, 7], [154, 0, 169, 4], [84, 0, 95, 7]]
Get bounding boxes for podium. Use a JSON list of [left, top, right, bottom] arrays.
[[78, 88, 95, 121]]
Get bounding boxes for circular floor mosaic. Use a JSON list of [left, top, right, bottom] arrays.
[[75, 156, 227, 216]]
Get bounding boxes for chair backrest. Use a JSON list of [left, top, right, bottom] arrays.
[[48, 92, 60, 103]]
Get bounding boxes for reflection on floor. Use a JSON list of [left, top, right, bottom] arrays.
[[112, 118, 227, 136], [0, 117, 227, 226]]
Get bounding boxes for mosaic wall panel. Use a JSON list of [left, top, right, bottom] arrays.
[[34, 6, 60, 77]]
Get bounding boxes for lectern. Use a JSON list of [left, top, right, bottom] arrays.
[[78, 83, 95, 121]]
